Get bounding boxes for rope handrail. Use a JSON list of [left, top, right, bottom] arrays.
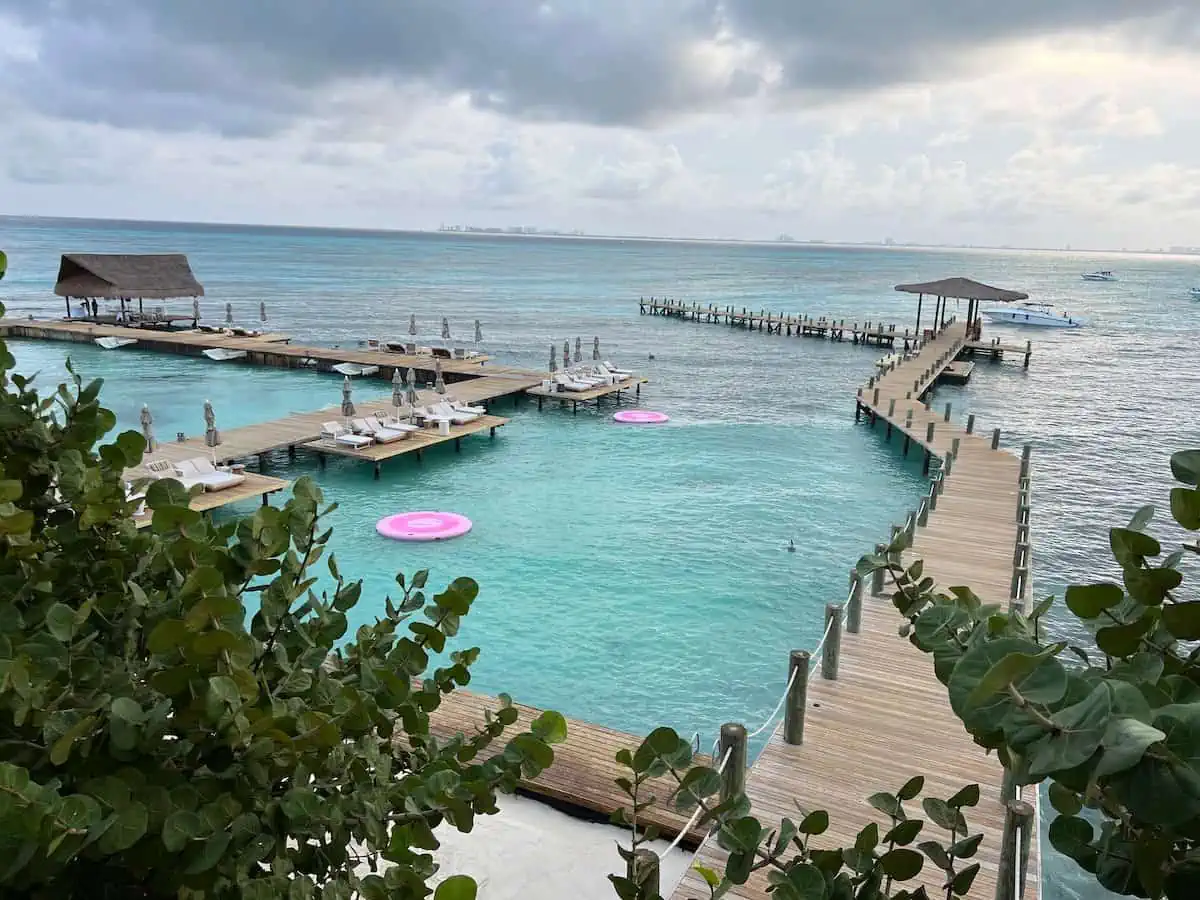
[[657, 746, 734, 859]]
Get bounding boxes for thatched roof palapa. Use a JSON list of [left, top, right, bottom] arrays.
[[54, 253, 205, 300], [893, 277, 1028, 303]]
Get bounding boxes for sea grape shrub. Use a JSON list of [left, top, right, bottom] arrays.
[[860, 448, 1200, 899], [0, 315, 566, 899], [610, 727, 984, 900]]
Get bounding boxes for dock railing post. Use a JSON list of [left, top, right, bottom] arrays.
[[917, 497, 929, 526], [822, 603, 843, 680], [944, 453, 953, 477], [944, 402, 952, 422], [871, 543, 887, 595], [967, 413, 975, 434], [1021, 443, 1032, 479], [926, 421, 935, 444], [783, 650, 811, 745], [847, 569, 863, 633], [992, 427, 1001, 450], [888, 398, 895, 417], [629, 849, 660, 900], [718, 723, 748, 806], [952, 436, 960, 458], [928, 481, 938, 512], [995, 799, 1035, 900]]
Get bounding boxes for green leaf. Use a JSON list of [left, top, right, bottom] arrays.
[[184, 830, 232, 875], [1170, 488, 1200, 530], [1048, 782, 1082, 816], [854, 821, 879, 852], [967, 646, 1062, 709], [1094, 718, 1165, 778], [44, 603, 77, 641], [868, 791, 902, 818], [921, 799, 964, 835], [1124, 566, 1183, 606], [1163, 602, 1200, 640], [0, 480, 22, 502], [776, 862, 826, 898], [950, 863, 981, 896], [1048, 815, 1095, 863], [694, 864, 721, 888], [1096, 615, 1154, 657], [949, 833, 983, 859], [146, 619, 190, 654], [918, 840, 951, 871], [1110, 528, 1161, 566], [1027, 685, 1112, 777], [885, 819, 923, 846], [675, 767, 722, 812], [880, 848, 924, 880], [162, 810, 205, 853], [1171, 450, 1200, 486], [897, 775, 924, 801], [1128, 504, 1155, 531], [530, 710, 567, 745], [97, 802, 148, 854], [1064, 583, 1123, 619], [798, 809, 829, 835], [949, 638, 1066, 732], [947, 784, 980, 808]]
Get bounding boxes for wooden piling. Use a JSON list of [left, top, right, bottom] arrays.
[[871, 543, 886, 595], [847, 569, 863, 633], [822, 604, 843, 680], [718, 723, 747, 805], [992, 427, 1001, 450], [783, 650, 811, 745], [944, 402, 952, 422], [967, 413, 975, 434], [995, 800, 1035, 900]]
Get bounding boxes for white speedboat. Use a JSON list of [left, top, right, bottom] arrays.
[[331, 362, 379, 377], [202, 348, 248, 361], [1189, 287, 1200, 299], [1081, 270, 1117, 282], [95, 336, 137, 350], [984, 302, 1083, 328]]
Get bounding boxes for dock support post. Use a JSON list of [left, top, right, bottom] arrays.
[[261, 493, 269, 506], [288, 444, 296, 460], [872, 544, 887, 595], [258, 453, 267, 472], [454, 437, 461, 452], [873, 387, 879, 405], [917, 498, 929, 527], [490, 426, 496, 438], [373, 462, 381, 480], [888, 398, 895, 417], [628, 849, 660, 899], [783, 650, 811, 745], [928, 481, 939, 512], [992, 428, 1002, 450], [944, 402, 952, 422], [1024, 339, 1032, 368], [718, 723, 747, 806], [847, 569, 863, 634], [952, 437, 960, 458], [1021, 443, 1032, 479], [317, 453, 326, 470], [967, 413, 975, 434], [995, 800, 1035, 900], [822, 604, 843, 680], [926, 421, 935, 443]]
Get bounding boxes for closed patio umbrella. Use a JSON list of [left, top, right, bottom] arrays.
[[409, 314, 418, 336], [474, 319, 482, 343], [593, 336, 600, 360], [259, 301, 267, 323], [203, 399, 220, 447], [140, 404, 156, 452], [192, 298, 201, 322], [563, 340, 570, 370], [405, 367, 419, 421], [225, 302, 233, 325], [392, 368, 405, 412], [341, 376, 355, 419], [434, 358, 446, 394], [441, 317, 451, 341], [574, 337, 582, 362]]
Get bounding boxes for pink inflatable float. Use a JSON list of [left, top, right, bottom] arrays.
[[376, 511, 473, 541], [613, 410, 669, 424]]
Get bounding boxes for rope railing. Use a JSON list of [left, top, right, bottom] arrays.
[[656, 746, 734, 859]]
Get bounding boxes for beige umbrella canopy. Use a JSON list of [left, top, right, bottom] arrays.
[[894, 277, 1029, 334]]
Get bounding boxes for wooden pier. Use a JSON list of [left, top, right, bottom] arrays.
[[315, 414, 508, 478], [526, 375, 648, 413], [132, 471, 289, 529], [671, 321, 1038, 900], [424, 687, 712, 848]]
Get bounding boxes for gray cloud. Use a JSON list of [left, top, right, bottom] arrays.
[[0, 0, 1196, 135]]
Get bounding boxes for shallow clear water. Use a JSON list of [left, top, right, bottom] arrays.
[[6, 217, 1200, 900]]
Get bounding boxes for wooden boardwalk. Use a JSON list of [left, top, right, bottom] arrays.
[[316, 414, 508, 476], [424, 687, 713, 847], [671, 322, 1039, 900], [132, 472, 290, 528], [526, 375, 648, 411]]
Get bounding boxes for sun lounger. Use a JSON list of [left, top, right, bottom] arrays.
[[370, 414, 421, 434], [321, 422, 374, 449], [553, 373, 594, 393], [428, 401, 478, 424], [352, 417, 410, 444], [443, 395, 486, 416], [414, 406, 454, 426], [603, 360, 633, 376], [173, 457, 246, 492]]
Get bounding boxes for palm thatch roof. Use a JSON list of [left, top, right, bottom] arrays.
[[894, 277, 1027, 302], [53, 254, 205, 300]]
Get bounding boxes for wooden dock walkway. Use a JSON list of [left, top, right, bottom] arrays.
[[424, 687, 713, 848], [132, 471, 290, 528], [526, 375, 648, 412], [671, 321, 1038, 900]]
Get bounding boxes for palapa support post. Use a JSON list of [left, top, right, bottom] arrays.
[[995, 799, 1035, 900], [628, 849, 660, 899], [822, 603, 843, 680], [992, 427, 1002, 450], [847, 569, 863, 634], [872, 543, 887, 595], [718, 723, 748, 806], [784, 650, 811, 744], [967, 413, 975, 434]]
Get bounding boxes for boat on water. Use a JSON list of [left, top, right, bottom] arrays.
[[202, 348, 248, 362], [984, 302, 1083, 328], [94, 336, 137, 350], [331, 363, 379, 377], [1081, 270, 1117, 282], [1189, 287, 1200, 299]]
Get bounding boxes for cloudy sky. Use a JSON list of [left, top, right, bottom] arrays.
[[1, 2, 1198, 247]]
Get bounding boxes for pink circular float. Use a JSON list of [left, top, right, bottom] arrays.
[[376, 511, 473, 541], [613, 410, 670, 424]]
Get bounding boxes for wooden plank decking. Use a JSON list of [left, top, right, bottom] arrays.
[[671, 322, 1039, 900], [314, 414, 508, 468], [132, 472, 290, 528], [526, 375, 648, 406], [425, 687, 713, 847]]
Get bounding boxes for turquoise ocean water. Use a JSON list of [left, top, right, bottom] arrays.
[[4, 216, 1199, 900]]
